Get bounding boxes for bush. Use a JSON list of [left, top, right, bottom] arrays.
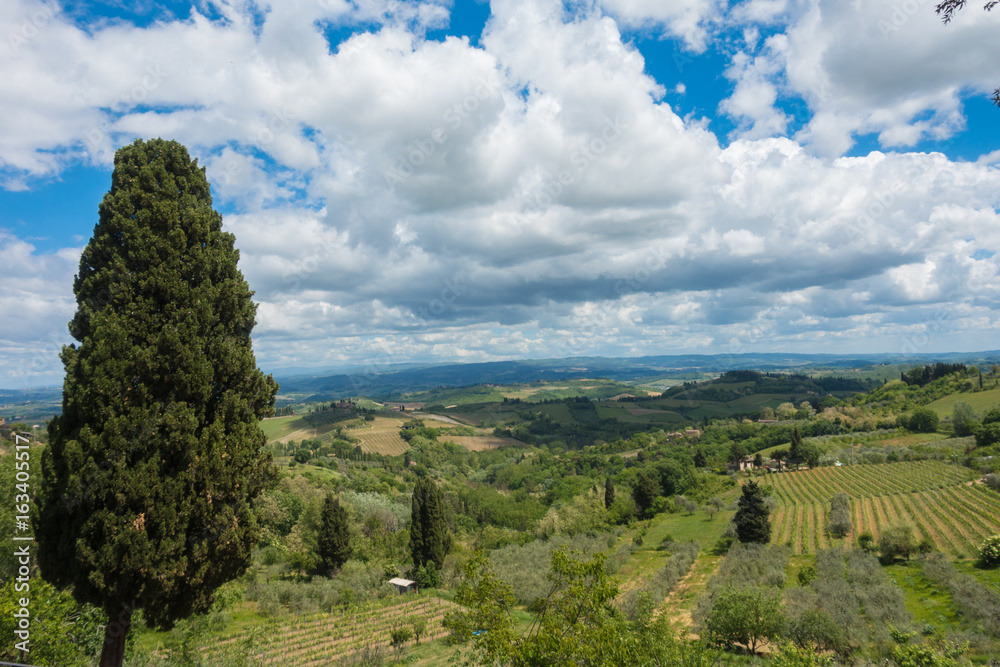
[[980, 535, 1000, 568], [907, 408, 940, 433], [878, 524, 917, 563], [986, 474, 1000, 492], [827, 493, 851, 538]]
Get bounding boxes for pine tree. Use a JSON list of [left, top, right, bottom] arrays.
[[410, 478, 449, 570], [317, 493, 352, 572], [36, 139, 278, 667], [604, 476, 615, 509], [734, 480, 771, 544]]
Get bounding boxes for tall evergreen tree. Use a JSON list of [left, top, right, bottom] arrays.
[[604, 476, 615, 509], [694, 449, 707, 468], [35, 139, 278, 667], [789, 427, 803, 462], [733, 480, 771, 544], [632, 472, 659, 516], [317, 493, 352, 572], [410, 478, 449, 570]]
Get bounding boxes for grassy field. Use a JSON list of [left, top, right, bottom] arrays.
[[924, 386, 1000, 418], [443, 435, 523, 451], [260, 415, 308, 441], [762, 461, 999, 556]]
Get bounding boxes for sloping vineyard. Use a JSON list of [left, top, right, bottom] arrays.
[[765, 462, 998, 556], [199, 596, 458, 666]]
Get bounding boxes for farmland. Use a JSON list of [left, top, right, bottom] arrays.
[[183, 596, 458, 666], [765, 461, 1000, 556], [442, 435, 523, 451], [349, 417, 410, 456]]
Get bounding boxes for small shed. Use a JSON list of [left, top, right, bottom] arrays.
[[388, 577, 418, 594]]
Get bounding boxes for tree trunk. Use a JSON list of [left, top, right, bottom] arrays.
[[99, 605, 132, 667]]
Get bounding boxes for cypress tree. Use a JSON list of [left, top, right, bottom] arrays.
[[410, 478, 449, 570], [604, 476, 615, 509], [410, 480, 425, 568], [694, 449, 707, 468], [734, 480, 771, 544], [789, 427, 803, 462], [423, 481, 448, 569], [317, 493, 352, 572], [632, 472, 659, 516], [36, 139, 278, 667]]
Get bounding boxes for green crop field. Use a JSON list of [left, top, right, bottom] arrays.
[[763, 461, 999, 556]]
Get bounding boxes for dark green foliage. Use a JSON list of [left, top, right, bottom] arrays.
[[410, 478, 449, 570], [694, 449, 707, 468], [632, 471, 660, 516], [797, 565, 817, 587], [901, 362, 967, 387], [604, 476, 615, 509], [857, 531, 875, 553], [455, 486, 546, 531], [35, 139, 278, 663], [983, 407, 1000, 425], [734, 480, 771, 544], [317, 493, 352, 572], [906, 408, 940, 433], [789, 427, 802, 461], [975, 422, 1000, 448], [800, 443, 821, 468]]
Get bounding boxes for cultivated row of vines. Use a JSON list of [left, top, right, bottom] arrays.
[[198, 596, 458, 667], [765, 462, 1000, 556]]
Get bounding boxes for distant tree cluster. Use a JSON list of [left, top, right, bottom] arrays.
[[900, 362, 967, 387]]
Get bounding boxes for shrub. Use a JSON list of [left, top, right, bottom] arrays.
[[878, 524, 917, 563], [907, 408, 940, 433], [827, 493, 852, 538], [980, 535, 1000, 568]]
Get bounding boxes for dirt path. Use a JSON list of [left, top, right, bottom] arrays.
[[656, 555, 719, 636]]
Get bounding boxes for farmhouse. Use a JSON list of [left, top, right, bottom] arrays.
[[728, 455, 757, 472], [388, 578, 418, 594]]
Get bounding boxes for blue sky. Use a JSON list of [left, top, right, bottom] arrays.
[[2, 0, 1000, 388]]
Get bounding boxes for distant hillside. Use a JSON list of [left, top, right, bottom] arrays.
[[274, 351, 1000, 402]]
